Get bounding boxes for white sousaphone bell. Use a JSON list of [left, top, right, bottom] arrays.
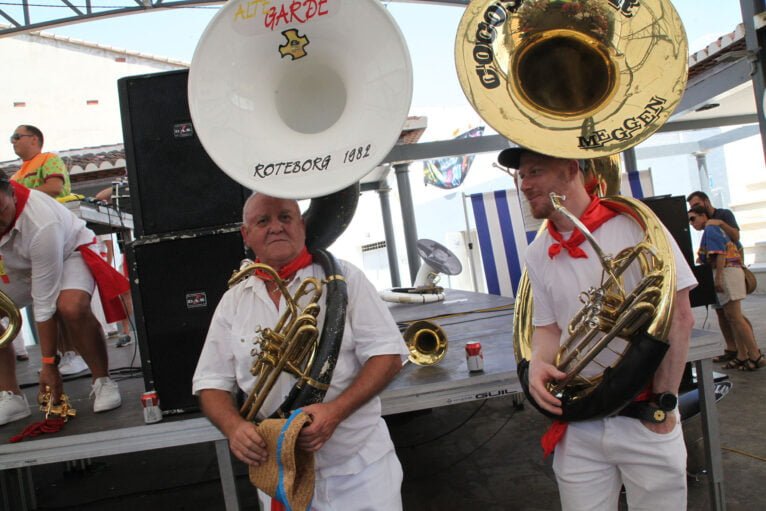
[[380, 238, 463, 304], [188, 0, 413, 200]]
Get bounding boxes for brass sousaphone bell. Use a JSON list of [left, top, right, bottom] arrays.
[[455, 0, 688, 158], [455, 0, 688, 421]]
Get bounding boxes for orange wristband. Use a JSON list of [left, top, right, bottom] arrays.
[[41, 355, 58, 365]]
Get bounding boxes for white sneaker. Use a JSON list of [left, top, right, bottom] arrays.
[[59, 351, 89, 376], [91, 377, 122, 412], [0, 391, 31, 426], [115, 334, 133, 348]]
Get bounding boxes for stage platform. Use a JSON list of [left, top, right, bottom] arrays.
[[0, 289, 725, 511]]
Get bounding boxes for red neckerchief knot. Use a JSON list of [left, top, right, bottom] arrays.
[[2, 181, 31, 237], [254, 246, 313, 282], [547, 196, 619, 259]]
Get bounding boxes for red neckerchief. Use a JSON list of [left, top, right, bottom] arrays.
[[2, 181, 31, 237], [547, 195, 619, 259], [254, 246, 313, 282]]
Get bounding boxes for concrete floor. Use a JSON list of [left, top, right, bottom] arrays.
[[2, 294, 765, 511]]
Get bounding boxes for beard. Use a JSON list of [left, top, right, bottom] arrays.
[[525, 193, 556, 219]]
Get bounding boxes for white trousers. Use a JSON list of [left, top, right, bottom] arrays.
[[552, 414, 687, 511], [258, 449, 403, 511]]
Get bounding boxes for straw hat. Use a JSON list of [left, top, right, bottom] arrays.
[[249, 410, 315, 511]]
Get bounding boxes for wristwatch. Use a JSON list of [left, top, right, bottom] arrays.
[[651, 392, 678, 422], [41, 354, 61, 366], [655, 392, 678, 411]]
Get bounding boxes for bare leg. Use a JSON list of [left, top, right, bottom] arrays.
[[56, 290, 109, 380], [714, 308, 737, 352], [120, 293, 133, 334], [58, 328, 77, 352], [722, 300, 760, 360]]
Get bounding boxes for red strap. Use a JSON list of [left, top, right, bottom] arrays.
[[254, 246, 313, 282], [539, 383, 654, 458], [547, 196, 619, 259], [79, 241, 131, 323], [9, 417, 66, 443], [271, 500, 286, 511], [633, 384, 654, 402], [541, 420, 568, 459]]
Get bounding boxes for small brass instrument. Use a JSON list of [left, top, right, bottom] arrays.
[[0, 289, 22, 350], [402, 320, 448, 366], [38, 387, 77, 421]]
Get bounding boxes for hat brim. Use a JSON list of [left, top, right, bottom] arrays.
[[497, 147, 531, 170], [498, 148, 586, 172], [249, 410, 315, 511]]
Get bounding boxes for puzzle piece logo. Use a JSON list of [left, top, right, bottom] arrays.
[[279, 29, 309, 60]]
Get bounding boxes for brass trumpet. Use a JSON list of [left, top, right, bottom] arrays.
[[229, 263, 324, 422]]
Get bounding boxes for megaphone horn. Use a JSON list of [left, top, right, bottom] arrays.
[[188, 0, 414, 200]]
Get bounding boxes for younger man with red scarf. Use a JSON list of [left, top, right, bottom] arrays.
[[193, 193, 408, 510], [500, 148, 697, 510], [0, 177, 125, 426]]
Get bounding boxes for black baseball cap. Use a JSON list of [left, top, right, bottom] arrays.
[[497, 147, 586, 171], [497, 147, 530, 170]]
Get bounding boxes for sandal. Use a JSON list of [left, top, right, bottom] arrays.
[[722, 358, 746, 370], [712, 350, 737, 363], [740, 354, 766, 372]]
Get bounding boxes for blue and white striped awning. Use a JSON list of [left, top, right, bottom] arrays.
[[469, 168, 653, 298]]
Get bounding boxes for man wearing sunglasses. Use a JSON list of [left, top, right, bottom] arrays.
[[9, 125, 71, 199]]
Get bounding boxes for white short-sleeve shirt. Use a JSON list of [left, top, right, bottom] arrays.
[[193, 259, 409, 478], [0, 189, 96, 321], [525, 214, 697, 374]]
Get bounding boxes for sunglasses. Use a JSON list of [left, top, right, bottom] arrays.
[[688, 216, 698, 223], [10, 133, 33, 143]]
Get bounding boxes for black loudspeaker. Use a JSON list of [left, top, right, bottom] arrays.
[[640, 195, 694, 267], [127, 228, 246, 413], [640, 195, 716, 307], [118, 69, 249, 237]]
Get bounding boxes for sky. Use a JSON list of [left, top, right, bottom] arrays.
[[42, 0, 745, 112]]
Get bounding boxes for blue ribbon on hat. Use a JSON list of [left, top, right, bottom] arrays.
[[275, 408, 312, 511]]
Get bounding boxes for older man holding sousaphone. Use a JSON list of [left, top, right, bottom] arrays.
[[186, 0, 416, 508], [192, 193, 409, 510]]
